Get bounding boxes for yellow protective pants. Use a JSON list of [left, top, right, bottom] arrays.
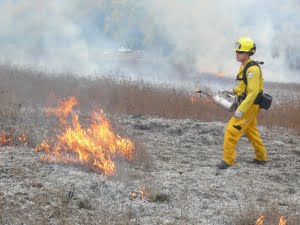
[[223, 105, 268, 165]]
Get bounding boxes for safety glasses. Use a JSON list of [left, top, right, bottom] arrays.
[[236, 51, 246, 54]]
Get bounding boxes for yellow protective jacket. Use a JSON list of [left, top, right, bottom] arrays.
[[233, 58, 264, 113]]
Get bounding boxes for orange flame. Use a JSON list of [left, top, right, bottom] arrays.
[[18, 133, 28, 144], [1, 130, 11, 145], [44, 96, 78, 125], [256, 215, 264, 225], [0, 130, 28, 146], [35, 97, 135, 175], [255, 215, 287, 225], [130, 186, 149, 201], [137, 186, 149, 201], [279, 216, 286, 225], [190, 90, 211, 105], [217, 71, 224, 77], [190, 95, 198, 104]]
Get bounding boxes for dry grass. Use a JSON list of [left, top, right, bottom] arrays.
[[1, 64, 299, 135]]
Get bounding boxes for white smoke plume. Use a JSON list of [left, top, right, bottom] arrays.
[[1, 0, 299, 83]]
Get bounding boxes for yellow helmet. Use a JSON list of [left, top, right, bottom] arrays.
[[234, 37, 256, 55]]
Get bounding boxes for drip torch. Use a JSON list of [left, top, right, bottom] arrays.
[[195, 89, 238, 112]]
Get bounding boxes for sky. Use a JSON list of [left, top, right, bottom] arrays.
[[1, 0, 300, 83]]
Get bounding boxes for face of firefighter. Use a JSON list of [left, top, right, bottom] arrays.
[[236, 51, 250, 65]]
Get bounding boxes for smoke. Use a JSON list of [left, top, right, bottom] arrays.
[[1, 0, 299, 83]]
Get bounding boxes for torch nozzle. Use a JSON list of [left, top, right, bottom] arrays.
[[195, 90, 212, 98]]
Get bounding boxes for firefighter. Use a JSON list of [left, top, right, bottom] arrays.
[[216, 37, 268, 169]]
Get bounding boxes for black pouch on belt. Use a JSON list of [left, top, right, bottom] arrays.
[[248, 92, 273, 110], [259, 93, 272, 110]]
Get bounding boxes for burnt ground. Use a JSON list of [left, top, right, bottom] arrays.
[[0, 114, 300, 225]]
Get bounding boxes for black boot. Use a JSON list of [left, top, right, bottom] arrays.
[[216, 160, 231, 169], [252, 159, 268, 165]]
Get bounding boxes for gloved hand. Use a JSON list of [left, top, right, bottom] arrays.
[[234, 110, 243, 118]]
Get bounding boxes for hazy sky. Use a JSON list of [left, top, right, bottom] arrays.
[[1, 0, 299, 83]]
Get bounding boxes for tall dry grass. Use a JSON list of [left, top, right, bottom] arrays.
[[1, 64, 299, 135]]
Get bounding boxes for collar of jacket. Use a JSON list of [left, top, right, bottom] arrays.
[[238, 58, 253, 74]]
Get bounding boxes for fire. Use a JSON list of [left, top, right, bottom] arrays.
[[0, 130, 28, 146], [1, 130, 12, 145], [255, 215, 287, 225], [255, 215, 264, 225], [279, 216, 286, 225], [190, 95, 198, 104], [137, 186, 149, 200], [35, 97, 135, 175], [190, 89, 211, 105], [130, 186, 149, 201], [217, 71, 225, 77], [195, 68, 225, 77], [44, 96, 78, 125]]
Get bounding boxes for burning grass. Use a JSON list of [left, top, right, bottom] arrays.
[[232, 204, 299, 225], [0, 129, 28, 147], [35, 96, 135, 175]]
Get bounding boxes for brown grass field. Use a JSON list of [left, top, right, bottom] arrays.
[[1, 64, 299, 135]]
